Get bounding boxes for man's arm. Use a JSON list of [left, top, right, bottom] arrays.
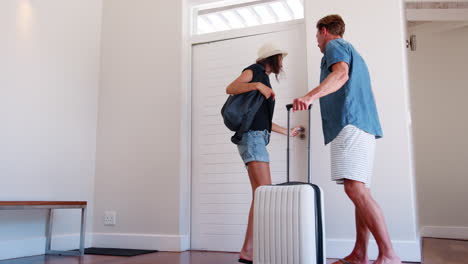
[[293, 61, 349, 111]]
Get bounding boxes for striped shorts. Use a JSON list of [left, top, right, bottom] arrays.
[[331, 125, 376, 188]]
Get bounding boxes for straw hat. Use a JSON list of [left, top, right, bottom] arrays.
[[256, 43, 288, 62]]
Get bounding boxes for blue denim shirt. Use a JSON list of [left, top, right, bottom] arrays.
[[319, 38, 383, 145]]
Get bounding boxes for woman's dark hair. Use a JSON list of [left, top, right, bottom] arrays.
[[257, 54, 283, 81]]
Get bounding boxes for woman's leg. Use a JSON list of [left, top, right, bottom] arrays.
[[239, 161, 272, 261]]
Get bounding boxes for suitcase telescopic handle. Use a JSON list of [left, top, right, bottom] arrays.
[[285, 104, 313, 184]]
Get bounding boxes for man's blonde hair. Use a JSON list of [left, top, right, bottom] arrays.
[[316, 14, 345, 37]]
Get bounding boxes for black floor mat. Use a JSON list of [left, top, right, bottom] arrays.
[[83, 247, 158, 256]]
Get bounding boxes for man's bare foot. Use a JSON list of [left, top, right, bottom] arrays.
[[331, 254, 370, 264], [373, 254, 402, 264]]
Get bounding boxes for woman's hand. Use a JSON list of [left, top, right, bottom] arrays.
[[256, 83, 275, 100], [290, 126, 305, 137], [272, 124, 304, 137]]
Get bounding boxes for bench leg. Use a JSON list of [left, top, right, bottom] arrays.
[[79, 207, 87, 255], [44, 207, 86, 256], [45, 209, 53, 254]]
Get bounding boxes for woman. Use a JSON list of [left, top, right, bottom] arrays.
[[226, 43, 303, 264]]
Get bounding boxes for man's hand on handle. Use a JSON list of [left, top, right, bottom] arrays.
[[293, 95, 313, 112]]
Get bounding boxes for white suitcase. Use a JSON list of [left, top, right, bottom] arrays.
[[253, 104, 326, 264]]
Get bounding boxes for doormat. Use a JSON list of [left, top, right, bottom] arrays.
[[82, 247, 158, 257]]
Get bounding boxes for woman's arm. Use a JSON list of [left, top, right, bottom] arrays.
[[226, 70, 275, 99], [272, 123, 304, 137], [272, 123, 288, 135]]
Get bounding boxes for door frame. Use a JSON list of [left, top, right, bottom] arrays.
[[185, 19, 307, 251]]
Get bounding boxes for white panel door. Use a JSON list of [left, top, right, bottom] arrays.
[[191, 23, 309, 251]]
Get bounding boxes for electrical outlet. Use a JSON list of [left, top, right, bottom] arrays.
[[104, 211, 116, 226]]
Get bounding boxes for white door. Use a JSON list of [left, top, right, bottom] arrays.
[[191, 23, 309, 251]]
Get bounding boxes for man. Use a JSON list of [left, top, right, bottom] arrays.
[[293, 15, 402, 264]]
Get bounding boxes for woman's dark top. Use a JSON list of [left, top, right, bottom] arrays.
[[242, 63, 275, 132]]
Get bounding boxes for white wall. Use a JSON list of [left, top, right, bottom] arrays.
[[304, 0, 420, 262], [0, 0, 102, 260], [0, 0, 426, 260], [93, 0, 189, 251], [408, 22, 468, 239]]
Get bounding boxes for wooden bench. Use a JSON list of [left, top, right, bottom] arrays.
[[0, 201, 87, 256]]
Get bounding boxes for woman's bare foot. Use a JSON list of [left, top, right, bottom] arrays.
[[239, 249, 252, 262]]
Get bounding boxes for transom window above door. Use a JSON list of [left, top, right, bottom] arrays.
[[193, 0, 304, 35]]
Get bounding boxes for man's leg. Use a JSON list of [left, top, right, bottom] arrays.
[[353, 208, 371, 259], [344, 179, 402, 264], [332, 208, 370, 264], [351, 208, 372, 263]]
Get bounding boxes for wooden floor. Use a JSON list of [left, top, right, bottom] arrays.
[[422, 238, 468, 264], [2, 238, 467, 264]]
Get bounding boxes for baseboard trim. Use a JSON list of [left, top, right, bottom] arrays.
[[421, 226, 468, 240], [327, 239, 421, 262], [1, 234, 421, 261], [92, 233, 190, 252], [0, 233, 92, 261]]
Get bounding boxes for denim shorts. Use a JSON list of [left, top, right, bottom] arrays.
[[237, 130, 271, 165]]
